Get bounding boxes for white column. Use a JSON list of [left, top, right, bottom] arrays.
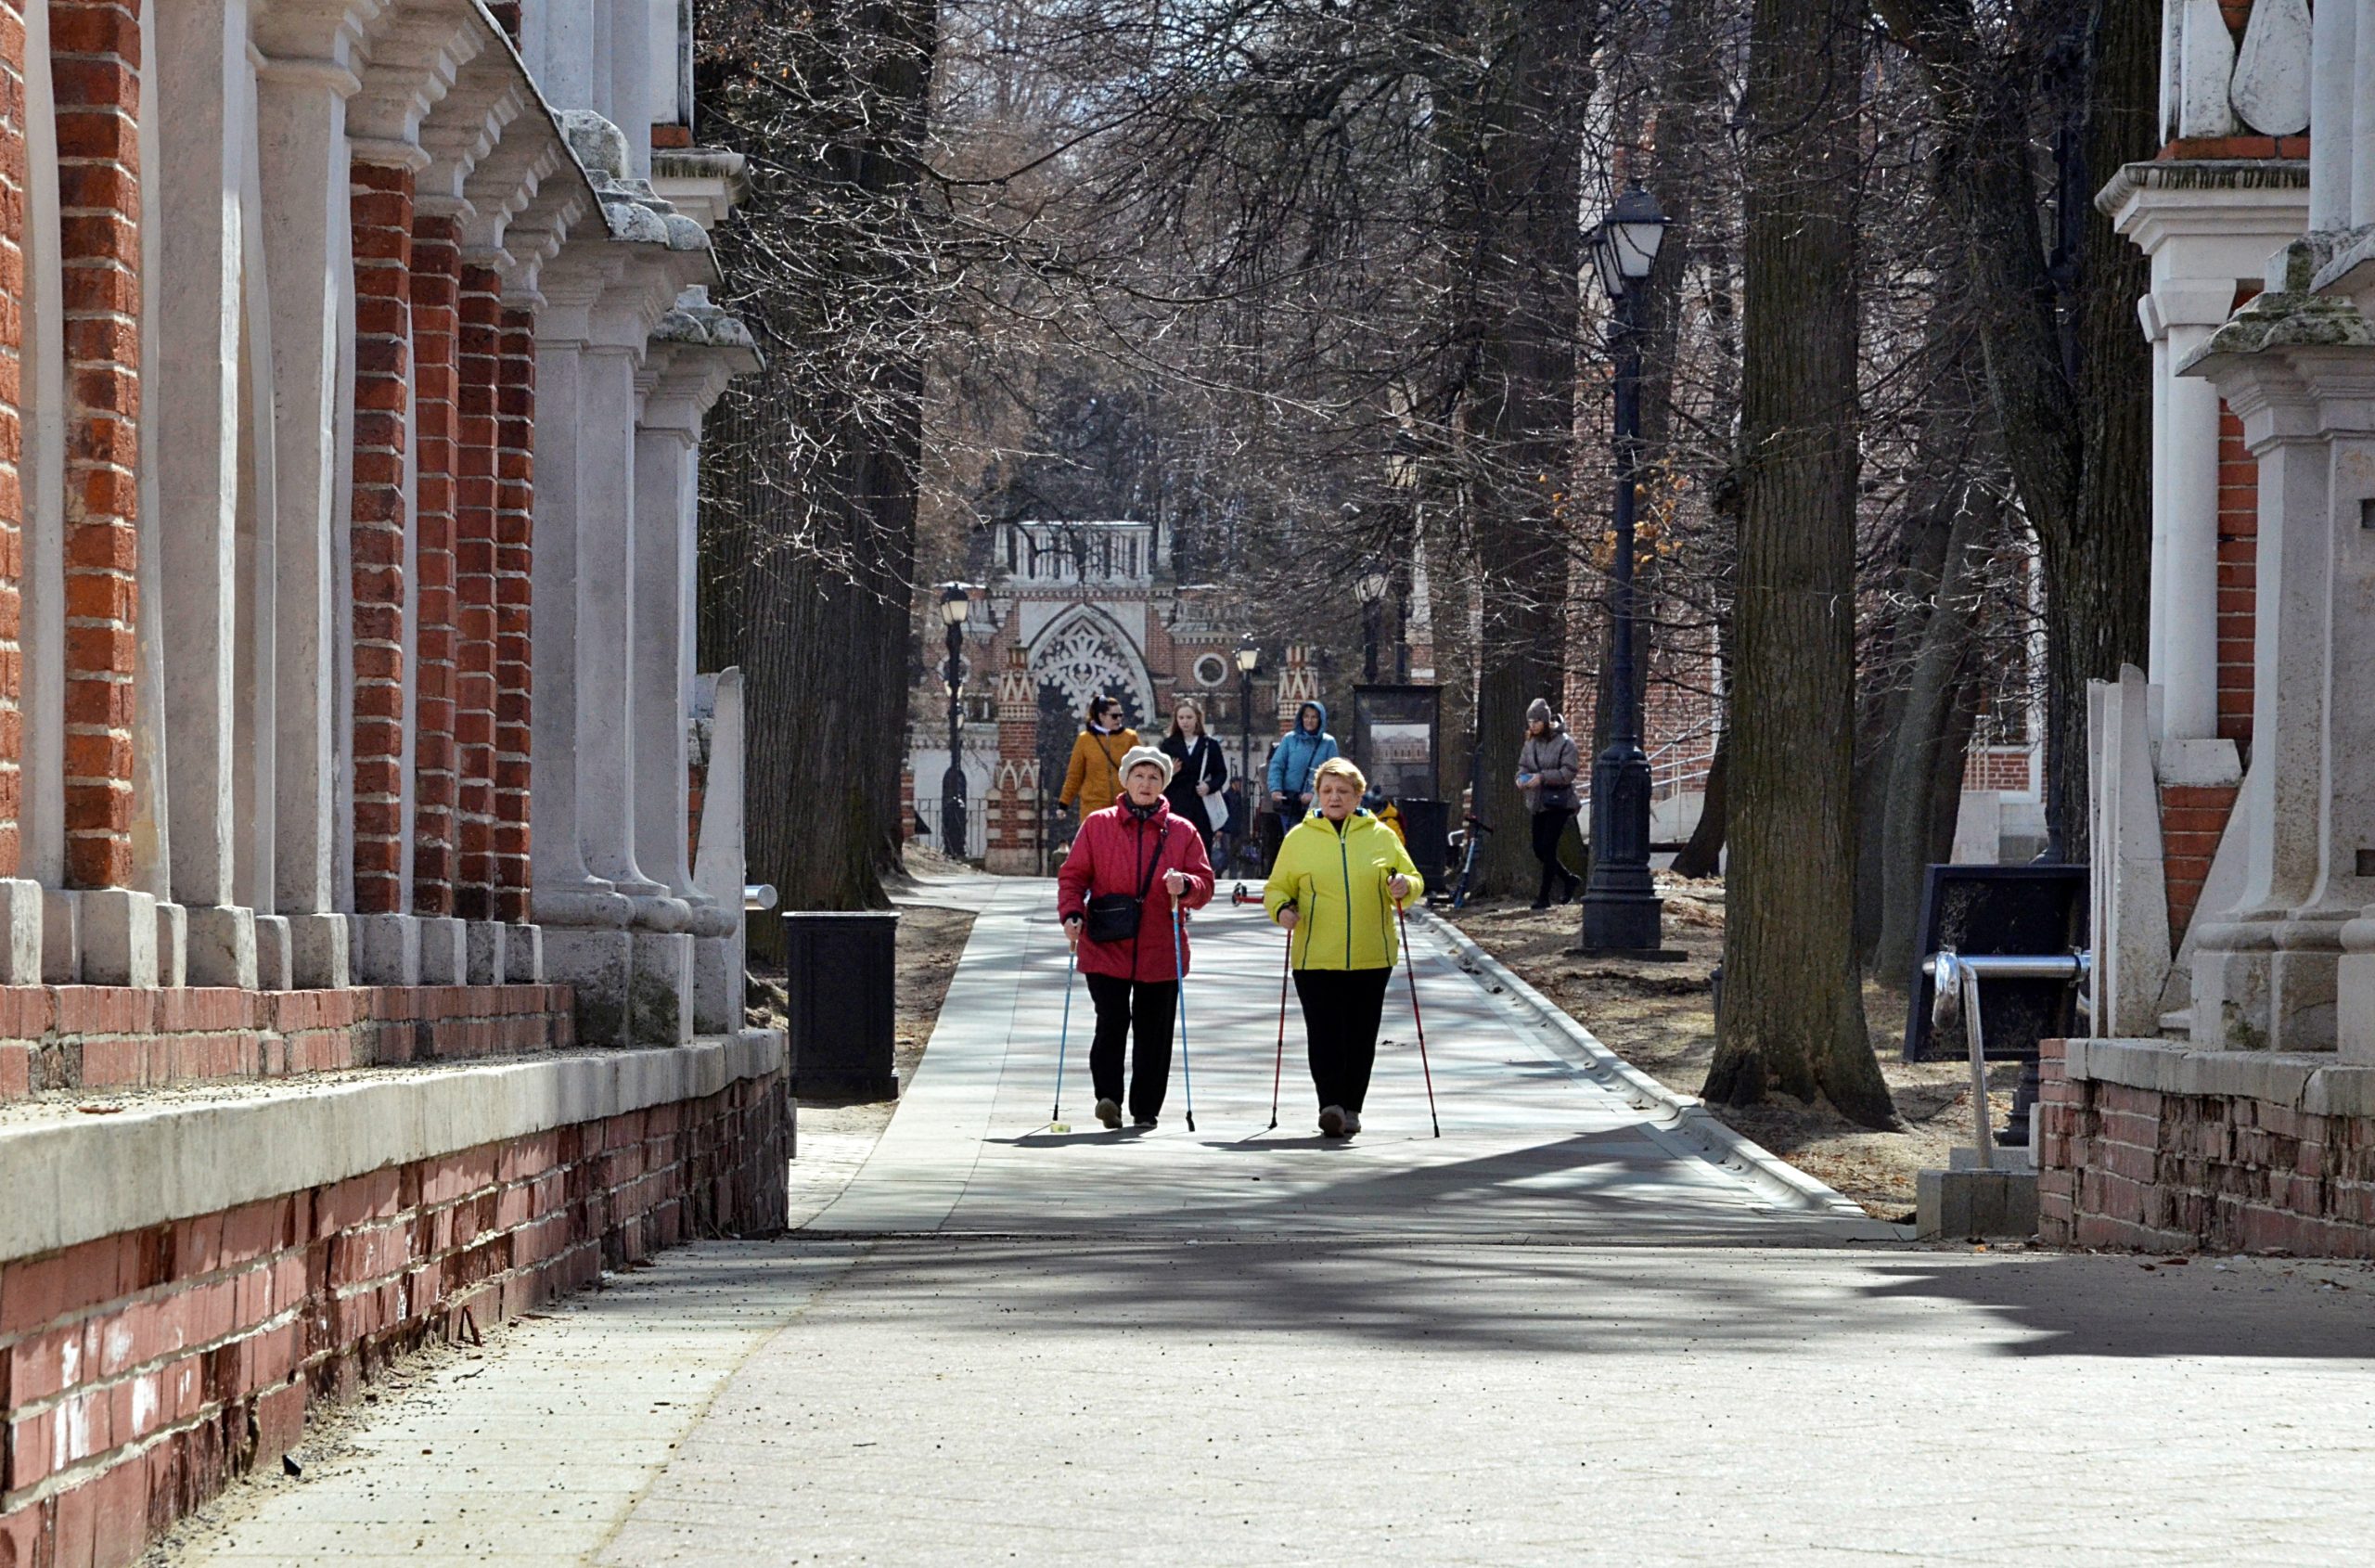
[[252, 5, 369, 989], [2189, 343, 2338, 1050], [19, 0, 64, 980], [609, 0, 652, 181], [578, 294, 687, 932], [2312, 0, 2357, 232], [629, 353, 734, 941], [2156, 285, 2236, 742], [526, 256, 633, 928], [154, 0, 258, 985]]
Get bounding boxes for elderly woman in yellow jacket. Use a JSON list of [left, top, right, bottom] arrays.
[[1263, 757, 1423, 1137], [1059, 694, 1140, 816]]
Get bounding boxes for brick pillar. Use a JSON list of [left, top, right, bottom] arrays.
[[408, 210, 459, 918], [53, 0, 140, 891], [986, 644, 1038, 873], [349, 160, 412, 916], [0, 0, 25, 880], [493, 304, 535, 922], [454, 262, 501, 921], [2215, 401, 2257, 753]]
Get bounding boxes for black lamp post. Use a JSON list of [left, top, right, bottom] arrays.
[[1355, 572, 1388, 683], [1578, 184, 1670, 955], [938, 584, 973, 858], [1235, 639, 1261, 833]]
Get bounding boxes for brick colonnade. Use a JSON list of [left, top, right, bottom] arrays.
[[52, 0, 140, 893], [493, 307, 534, 920], [0, 1055, 789, 1567], [349, 161, 413, 915], [408, 209, 462, 919]]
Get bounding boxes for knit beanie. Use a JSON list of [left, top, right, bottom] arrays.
[[1527, 698, 1553, 726], [1118, 744, 1175, 784]]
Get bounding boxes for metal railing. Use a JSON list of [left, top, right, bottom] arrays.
[[911, 799, 988, 860]]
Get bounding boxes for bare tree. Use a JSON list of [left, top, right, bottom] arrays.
[[1704, 0, 1894, 1125]]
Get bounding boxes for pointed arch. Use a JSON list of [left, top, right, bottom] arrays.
[[1027, 604, 1154, 727]]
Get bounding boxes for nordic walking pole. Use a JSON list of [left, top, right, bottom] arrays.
[[1169, 891, 1196, 1132], [1050, 938, 1080, 1133], [1393, 901, 1441, 1137], [1267, 919, 1291, 1130]]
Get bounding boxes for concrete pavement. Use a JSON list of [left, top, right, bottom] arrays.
[[160, 878, 2375, 1566]]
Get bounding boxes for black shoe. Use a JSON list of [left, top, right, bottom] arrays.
[[1529, 897, 1551, 911], [1561, 873, 1582, 905]]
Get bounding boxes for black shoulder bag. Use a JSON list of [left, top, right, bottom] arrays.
[[1085, 823, 1169, 944]]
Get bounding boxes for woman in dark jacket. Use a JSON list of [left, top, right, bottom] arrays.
[[1056, 746, 1216, 1129], [1518, 698, 1583, 909], [1159, 699, 1228, 858]]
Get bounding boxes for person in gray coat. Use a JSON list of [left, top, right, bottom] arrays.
[[1517, 698, 1583, 909]]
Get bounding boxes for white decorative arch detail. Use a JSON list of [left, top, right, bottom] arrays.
[[1028, 604, 1154, 725]]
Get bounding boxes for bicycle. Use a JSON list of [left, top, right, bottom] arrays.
[[1444, 814, 1494, 909]]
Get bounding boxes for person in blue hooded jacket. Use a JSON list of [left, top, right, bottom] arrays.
[[1265, 700, 1340, 846]]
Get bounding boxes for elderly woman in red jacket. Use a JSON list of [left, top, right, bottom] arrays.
[[1057, 745, 1216, 1129]]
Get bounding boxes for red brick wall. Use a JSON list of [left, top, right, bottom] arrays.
[[453, 263, 502, 922], [484, 2, 520, 44], [492, 307, 534, 922], [2215, 404, 2256, 752], [408, 212, 459, 919], [0, 982, 577, 1099], [0, 0, 25, 880], [349, 161, 413, 916], [51, 0, 141, 892], [2158, 781, 2240, 944], [2037, 1039, 2375, 1257], [0, 1067, 790, 1568]]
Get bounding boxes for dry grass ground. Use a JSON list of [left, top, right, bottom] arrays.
[[1448, 878, 2023, 1219]]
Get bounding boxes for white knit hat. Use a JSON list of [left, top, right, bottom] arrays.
[[1118, 744, 1175, 783]]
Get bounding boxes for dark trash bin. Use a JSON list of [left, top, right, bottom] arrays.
[[1396, 798, 1449, 887], [783, 910, 900, 1100]]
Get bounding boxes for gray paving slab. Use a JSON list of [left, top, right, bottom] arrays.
[[806, 880, 1891, 1242], [164, 876, 2375, 1567]]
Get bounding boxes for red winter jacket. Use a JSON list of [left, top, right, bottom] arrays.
[[1056, 797, 1215, 982]]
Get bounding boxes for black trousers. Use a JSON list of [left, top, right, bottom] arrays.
[[1532, 808, 1577, 903], [1085, 973, 1176, 1120], [1292, 967, 1393, 1113]]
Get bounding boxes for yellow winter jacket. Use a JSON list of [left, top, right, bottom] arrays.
[[1059, 726, 1140, 812], [1264, 809, 1425, 970]]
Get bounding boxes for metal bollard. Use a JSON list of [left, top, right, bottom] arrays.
[[1922, 948, 2091, 1163]]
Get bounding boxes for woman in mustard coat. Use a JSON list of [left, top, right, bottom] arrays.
[[1059, 694, 1140, 816], [1263, 757, 1424, 1137]]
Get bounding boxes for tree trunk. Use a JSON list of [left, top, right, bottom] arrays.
[[694, 0, 938, 943], [1871, 494, 1992, 984], [1669, 738, 1727, 878], [1704, 0, 1894, 1126], [1874, 0, 2156, 862], [1446, 0, 1589, 897], [2044, 0, 2158, 858]]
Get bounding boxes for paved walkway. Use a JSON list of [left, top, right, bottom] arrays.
[[161, 878, 2375, 1567]]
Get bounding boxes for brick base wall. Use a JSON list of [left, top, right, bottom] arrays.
[[2038, 1038, 2375, 1257], [0, 1062, 789, 1568], [0, 984, 576, 1101]]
